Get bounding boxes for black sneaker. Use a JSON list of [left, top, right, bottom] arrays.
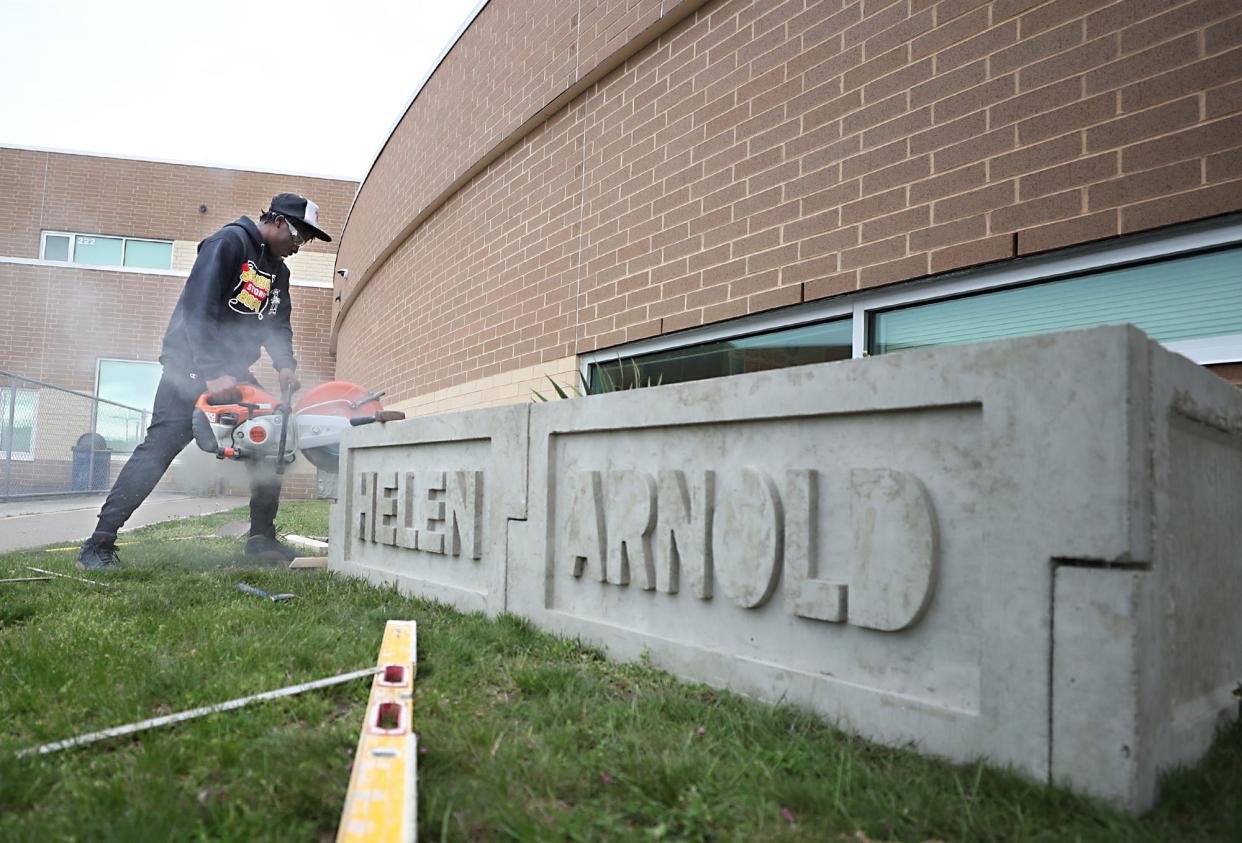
[[244, 534, 299, 563], [77, 535, 122, 571]]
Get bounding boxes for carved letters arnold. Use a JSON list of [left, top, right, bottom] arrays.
[[566, 466, 938, 632]]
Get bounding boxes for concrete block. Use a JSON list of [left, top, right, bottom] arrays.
[[330, 325, 1242, 812]]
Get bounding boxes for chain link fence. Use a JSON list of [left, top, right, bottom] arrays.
[[1, 370, 150, 501]]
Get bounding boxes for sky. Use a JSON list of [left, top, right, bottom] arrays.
[[0, 0, 484, 180]]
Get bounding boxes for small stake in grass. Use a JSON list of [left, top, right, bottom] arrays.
[[0, 576, 53, 584], [237, 582, 296, 602]]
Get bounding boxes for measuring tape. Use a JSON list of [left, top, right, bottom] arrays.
[[336, 620, 418, 842]]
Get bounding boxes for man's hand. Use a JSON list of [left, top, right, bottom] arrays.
[[205, 375, 238, 393], [278, 367, 301, 397]]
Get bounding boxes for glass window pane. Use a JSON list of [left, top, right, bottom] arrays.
[[73, 235, 124, 266], [96, 361, 162, 454], [43, 234, 70, 261], [123, 239, 173, 269], [0, 388, 38, 454], [872, 247, 1242, 354], [590, 318, 853, 392]]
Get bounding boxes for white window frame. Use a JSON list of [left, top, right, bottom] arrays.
[[0, 386, 39, 461], [580, 215, 1242, 384], [94, 358, 160, 459], [40, 230, 174, 270]]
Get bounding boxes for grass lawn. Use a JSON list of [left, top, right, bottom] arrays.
[[1, 500, 1239, 842]]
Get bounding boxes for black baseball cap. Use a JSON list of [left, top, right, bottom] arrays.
[[267, 193, 332, 242]]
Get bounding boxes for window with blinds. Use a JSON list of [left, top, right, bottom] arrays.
[[871, 247, 1242, 355]]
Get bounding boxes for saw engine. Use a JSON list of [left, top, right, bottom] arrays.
[[191, 381, 404, 474]]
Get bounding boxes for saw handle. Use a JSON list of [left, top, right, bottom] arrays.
[[275, 382, 293, 476], [349, 410, 407, 427]]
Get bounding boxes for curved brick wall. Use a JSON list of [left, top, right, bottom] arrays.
[[336, 0, 1242, 402]]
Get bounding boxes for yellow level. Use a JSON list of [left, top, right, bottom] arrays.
[[337, 620, 418, 843]]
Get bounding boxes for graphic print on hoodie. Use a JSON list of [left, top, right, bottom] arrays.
[[230, 259, 281, 319]]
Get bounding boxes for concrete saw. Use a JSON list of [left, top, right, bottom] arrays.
[[191, 381, 405, 474]]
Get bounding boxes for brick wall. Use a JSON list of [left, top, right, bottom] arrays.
[[335, 0, 1242, 404], [0, 147, 355, 260]]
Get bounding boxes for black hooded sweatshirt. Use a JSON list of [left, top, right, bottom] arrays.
[[160, 216, 297, 382]]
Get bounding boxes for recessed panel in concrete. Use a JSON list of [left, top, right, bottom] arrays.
[[329, 405, 527, 615]]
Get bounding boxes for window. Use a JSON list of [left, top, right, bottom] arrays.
[[870, 247, 1242, 355], [588, 318, 852, 393], [40, 231, 173, 270], [580, 217, 1242, 391], [0, 387, 39, 459], [95, 360, 162, 454]]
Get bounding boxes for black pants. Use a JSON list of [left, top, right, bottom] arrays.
[[95, 370, 281, 537]]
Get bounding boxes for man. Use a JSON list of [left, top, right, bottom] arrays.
[[77, 193, 332, 570]]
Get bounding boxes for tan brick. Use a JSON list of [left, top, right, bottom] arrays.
[[933, 126, 1018, 173], [841, 186, 909, 226], [846, 0, 915, 49], [865, 8, 936, 59], [909, 214, 989, 251], [1020, 153, 1118, 200], [933, 180, 1015, 223], [863, 58, 936, 105], [842, 92, 909, 136], [1088, 160, 1205, 211], [1122, 113, 1242, 172], [748, 283, 801, 313], [910, 59, 987, 108], [861, 156, 932, 196], [991, 189, 1083, 232], [804, 269, 858, 300], [1207, 147, 1242, 182], [911, 111, 988, 155], [933, 74, 1016, 124], [1018, 92, 1116, 145], [862, 106, 934, 148], [842, 234, 907, 270], [909, 162, 987, 205], [840, 139, 909, 180], [1206, 79, 1242, 119], [799, 224, 862, 259], [991, 20, 1083, 78], [1018, 35, 1118, 93], [936, 21, 1019, 73], [1125, 0, 1240, 54], [781, 253, 840, 284], [1085, 97, 1201, 152], [844, 45, 911, 92], [1120, 179, 1242, 232], [1085, 33, 1200, 96], [1018, 0, 1112, 37], [1206, 11, 1242, 54], [990, 77, 1083, 130], [911, 6, 990, 60], [991, 132, 1083, 180], [862, 205, 932, 242], [930, 233, 1014, 274], [1121, 47, 1242, 112], [803, 178, 863, 215], [860, 253, 929, 287]]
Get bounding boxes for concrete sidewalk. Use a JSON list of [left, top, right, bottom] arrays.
[[0, 492, 248, 554]]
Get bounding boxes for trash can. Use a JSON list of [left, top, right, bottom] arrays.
[[71, 433, 111, 491]]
